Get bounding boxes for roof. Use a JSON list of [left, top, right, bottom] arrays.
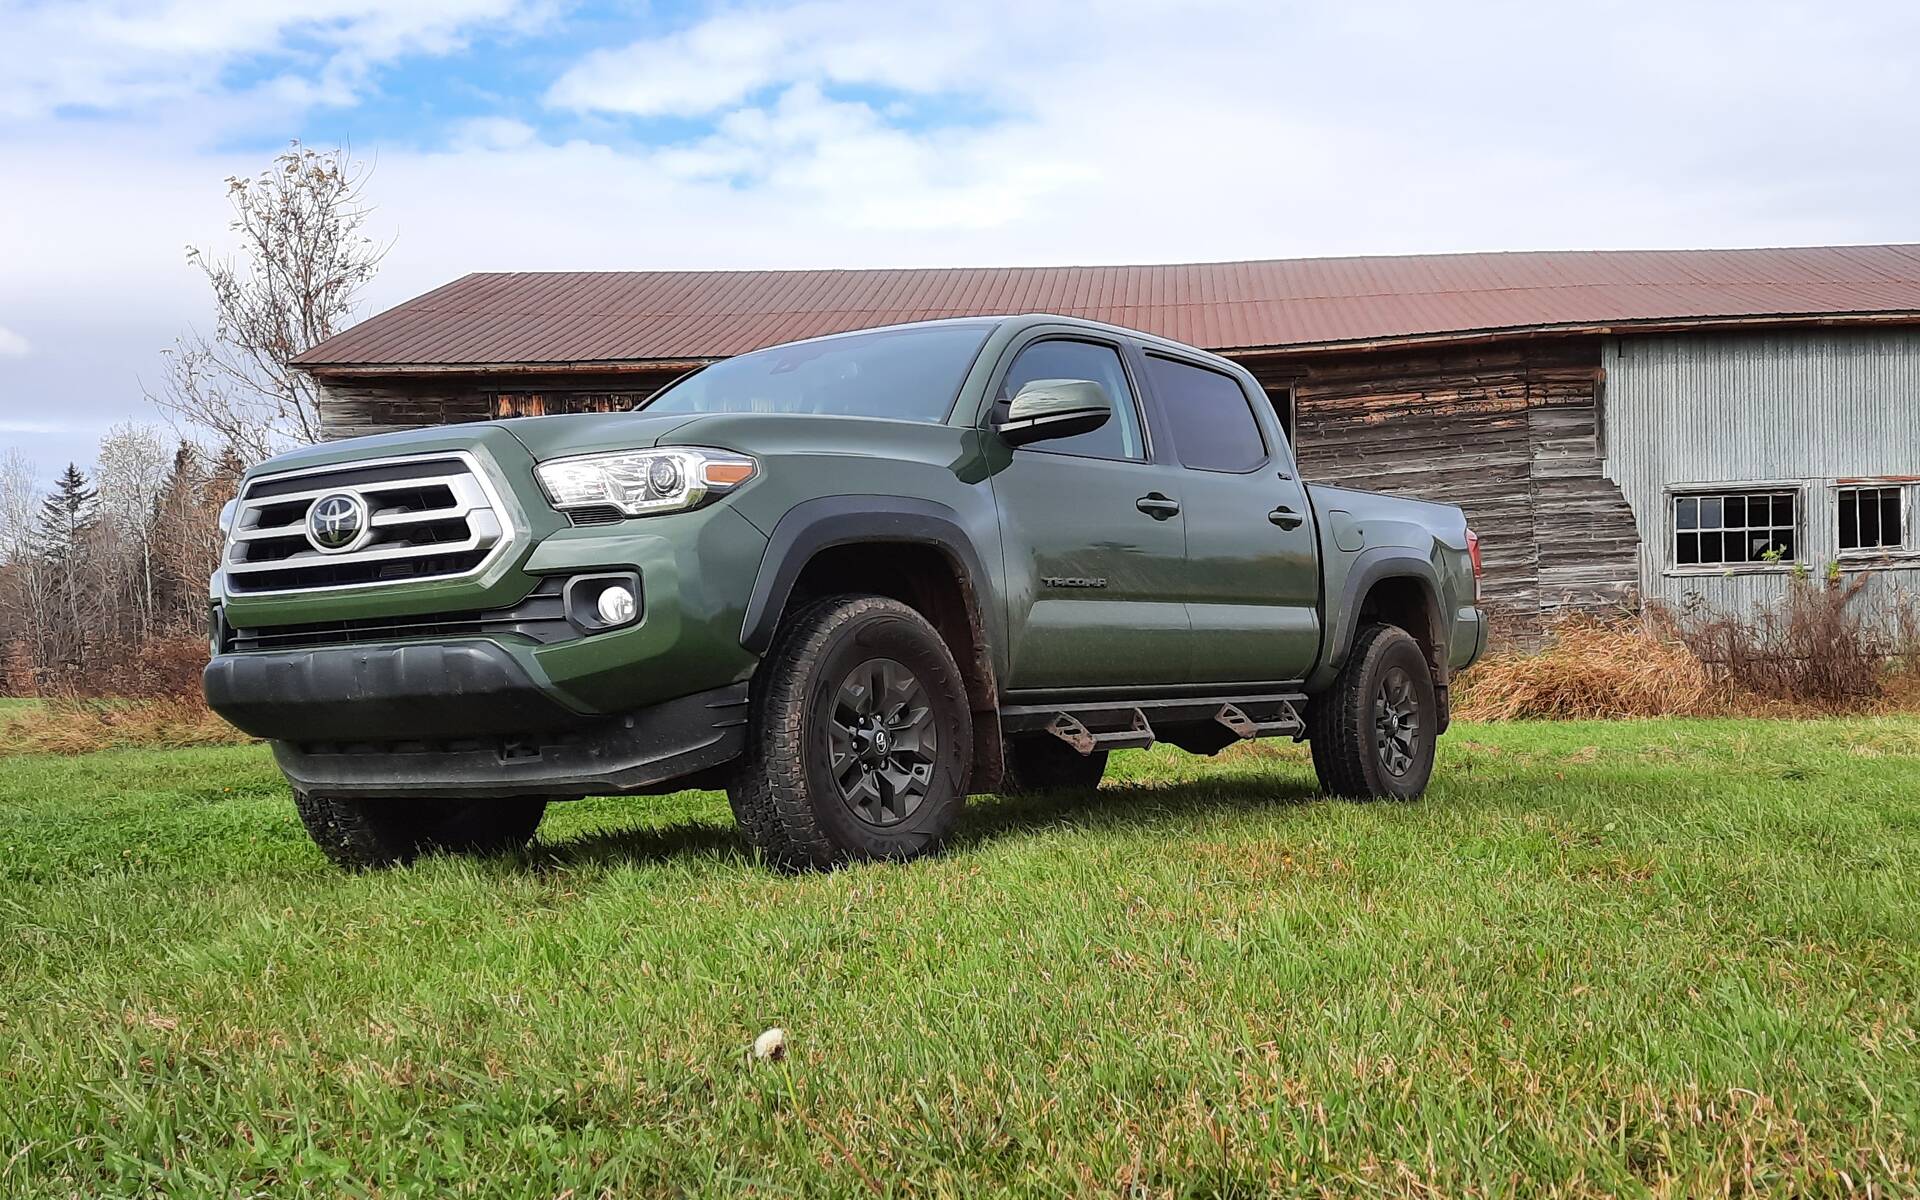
[[294, 244, 1920, 371]]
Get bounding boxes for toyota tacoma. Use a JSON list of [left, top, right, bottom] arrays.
[[205, 315, 1486, 869]]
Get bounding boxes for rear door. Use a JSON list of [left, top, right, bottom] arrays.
[[984, 332, 1192, 689], [1137, 349, 1321, 684]]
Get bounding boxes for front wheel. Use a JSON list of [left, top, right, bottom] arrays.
[[727, 594, 973, 870], [294, 793, 548, 869], [1307, 623, 1437, 800]]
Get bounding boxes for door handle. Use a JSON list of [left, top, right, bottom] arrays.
[[1268, 505, 1304, 530], [1136, 493, 1181, 519]]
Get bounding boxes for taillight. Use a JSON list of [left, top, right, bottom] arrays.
[[1465, 528, 1483, 603]]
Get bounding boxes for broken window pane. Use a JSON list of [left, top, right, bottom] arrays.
[[1838, 485, 1906, 552], [1671, 490, 1797, 566]]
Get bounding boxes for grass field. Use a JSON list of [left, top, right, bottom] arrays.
[[3, 719, 1918, 1197]]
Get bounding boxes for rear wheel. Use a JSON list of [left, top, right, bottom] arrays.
[[1307, 623, 1437, 800], [999, 735, 1108, 795], [727, 595, 972, 869], [294, 793, 548, 869]]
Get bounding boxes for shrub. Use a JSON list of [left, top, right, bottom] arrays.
[[1673, 573, 1904, 710]]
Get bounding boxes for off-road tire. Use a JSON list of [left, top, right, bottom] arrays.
[[1307, 623, 1437, 800], [999, 736, 1108, 795], [727, 594, 972, 870], [294, 793, 548, 870]]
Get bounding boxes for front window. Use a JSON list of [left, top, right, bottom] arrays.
[[996, 339, 1146, 461], [1672, 489, 1798, 567], [1837, 485, 1908, 554], [639, 323, 994, 424]]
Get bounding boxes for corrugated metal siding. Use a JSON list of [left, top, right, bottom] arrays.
[[296, 244, 1920, 368], [1602, 330, 1920, 616]]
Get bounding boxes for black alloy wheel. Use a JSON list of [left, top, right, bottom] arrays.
[[1307, 622, 1437, 800], [1373, 665, 1422, 777], [829, 656, 938, 826]]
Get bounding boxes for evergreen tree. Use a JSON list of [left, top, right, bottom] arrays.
[[32, 463, 97, 672], [34, 463, 97, 558]]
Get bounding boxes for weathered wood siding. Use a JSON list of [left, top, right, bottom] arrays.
[[316, 380, 490, 439], [316, 375, 683, 439], [1240, 339, 1639, 627]]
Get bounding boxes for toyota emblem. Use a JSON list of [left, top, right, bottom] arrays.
[[305, 491, 370, 553]]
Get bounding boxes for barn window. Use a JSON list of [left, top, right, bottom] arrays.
[[1837, 485, 1907, 554], [1672, 489, 1797, 567]]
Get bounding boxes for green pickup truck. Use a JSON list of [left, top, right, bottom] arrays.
[[205, 315, 1485, 870]]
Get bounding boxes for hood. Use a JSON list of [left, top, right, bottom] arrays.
[[248, 411, 702, 478], [494, 411, 700, 460]]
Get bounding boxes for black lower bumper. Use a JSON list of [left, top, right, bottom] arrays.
[[205, 641, 589, 741], [269, 681, 750, 800]]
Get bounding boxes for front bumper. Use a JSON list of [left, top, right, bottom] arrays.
[[206, 639, 593, 741], [271, 681, 749, 800]]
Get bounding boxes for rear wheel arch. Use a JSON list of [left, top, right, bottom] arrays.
[[1313, 551, 1450, 691]]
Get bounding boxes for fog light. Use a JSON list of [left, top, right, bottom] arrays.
[[596, 585, 637, 626]]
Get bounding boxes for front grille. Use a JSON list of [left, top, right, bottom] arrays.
[[228, 578, 574, 653], [224, 451, 511, 595]]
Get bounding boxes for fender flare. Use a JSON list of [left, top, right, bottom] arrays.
[[738, 494, 992, 655], [1308, 547, 1449, 694]]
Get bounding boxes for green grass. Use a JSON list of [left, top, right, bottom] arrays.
[[2, 719, 1917, 1197]]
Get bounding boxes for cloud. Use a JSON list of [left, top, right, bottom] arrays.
[[0, 419, 100, 435], [0, 326, 28, 358], [0, 0, 549, 120]]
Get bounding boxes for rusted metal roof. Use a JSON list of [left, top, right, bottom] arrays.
[[295, 244, 1920, 370]]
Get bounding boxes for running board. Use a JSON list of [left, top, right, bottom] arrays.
[[1045, 709, 1156, 754], [1214, 700, 1304, 741], [1004, 691, 1308, 757]]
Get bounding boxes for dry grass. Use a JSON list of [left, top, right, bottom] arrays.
[[1454, 616, 1727, 721], [0, 696, 250, 756], [1458, 596, 1920, 722]]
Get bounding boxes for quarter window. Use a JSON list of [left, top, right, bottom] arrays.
[[997, 340, 1145, 461], [1145, 356, 1267, 473], [1673, 490, 1797, 566], [1837, 485, 1906, 553]]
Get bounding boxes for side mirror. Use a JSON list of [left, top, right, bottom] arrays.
[[996, 379, 1113, 447]]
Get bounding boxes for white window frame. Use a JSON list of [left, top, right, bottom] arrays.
[[1834, 480, 1918, 561], [1664, 481, 1803, 576]]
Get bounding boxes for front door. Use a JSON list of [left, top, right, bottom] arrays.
[[986, 335, 1192, 689], [1139, 351, 1322, 684]]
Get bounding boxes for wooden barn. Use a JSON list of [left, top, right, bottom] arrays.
[[294, 245, 1920, 629]]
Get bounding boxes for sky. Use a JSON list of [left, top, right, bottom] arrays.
[[2, 0, 1918, 479]]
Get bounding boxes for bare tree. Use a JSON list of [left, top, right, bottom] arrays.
[[95, 423, 174, 638], [149, 141, 384, 461], [0, 448, 38, 563], [0, 451, 48, 685]]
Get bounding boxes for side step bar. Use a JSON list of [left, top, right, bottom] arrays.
[[1044, 709, 1156, 754], [1002, 692, 1308, 757]]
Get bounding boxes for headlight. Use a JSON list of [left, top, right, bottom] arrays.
[[534, 448, 756, 517]]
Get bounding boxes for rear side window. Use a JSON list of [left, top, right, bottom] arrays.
[[1145, 356, 1267, 472]]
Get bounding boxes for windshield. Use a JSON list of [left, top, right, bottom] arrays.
[[639, 323, 993, 423]]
